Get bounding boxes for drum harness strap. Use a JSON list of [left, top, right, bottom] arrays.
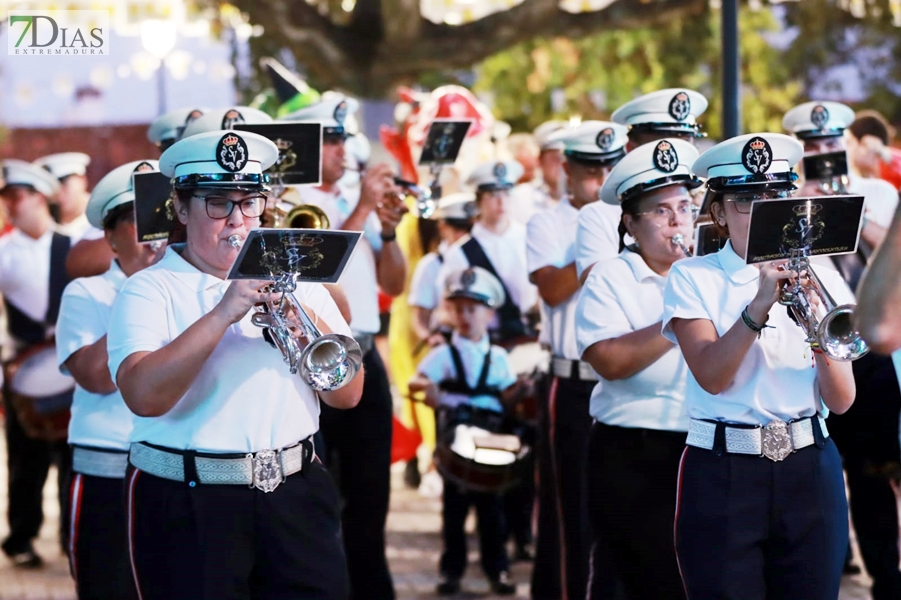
[[460, 238, 526, 341], [4, 232, 71, 347], [438, 344, 501, 399]]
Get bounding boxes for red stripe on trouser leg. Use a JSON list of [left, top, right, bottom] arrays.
[[546, 376, 568, 600], [68, 473, 83, 580], [673, 447, 689, 599], [126, 468, 144, 600]]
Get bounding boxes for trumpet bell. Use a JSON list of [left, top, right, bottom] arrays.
[[284, 203, 330, 229], [817, 304, 869, 362], [302, 334, 364, 391]]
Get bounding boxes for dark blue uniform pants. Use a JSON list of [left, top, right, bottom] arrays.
[[675, 440, 848, 600], [319, 348, 395, 600], [440, 477, 509, 580], [68, 472, 137, 600], [125, 458, 348, 600]]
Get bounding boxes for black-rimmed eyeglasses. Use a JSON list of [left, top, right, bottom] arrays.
[[193, 194, 268, 219], [723, 190, 793, 214]]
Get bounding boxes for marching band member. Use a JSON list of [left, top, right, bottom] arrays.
[[284, 94, 405, 600], [526, 120, 627, 600], [575, 89, 707, 282], [857, 201, 901, 354], [34, 153, 102, 243], [56, 160, 166, 599], [846, 110, 901, 191], [108, 130, 362, 599], [507, 133, 545, 225], [662, 133, 856, 599], [577, 139, 700, 600], [408, 192, 476, 349], [409, 266, 527, 597], [146, 107, 207, 152], [438, 160, 538, 348], [784, 100, 901, 599], [180, 106, 273, 139], [0, 160, 71, 569], [533, 120, 568, 205]]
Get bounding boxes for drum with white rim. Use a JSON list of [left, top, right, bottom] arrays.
[[4, 342, 74, 441]]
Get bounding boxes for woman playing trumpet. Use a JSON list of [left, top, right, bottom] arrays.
[[576, 139, 700, 600], [108, 130, 362, 600], [663, 133, 855, 599]]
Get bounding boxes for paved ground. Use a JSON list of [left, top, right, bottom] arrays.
[[0, 446, 877, 600]]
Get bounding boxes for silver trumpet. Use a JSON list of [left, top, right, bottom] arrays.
[[228, 235, 363, 391], [671, 234, 692, 257], [778, 247, 869, 361]]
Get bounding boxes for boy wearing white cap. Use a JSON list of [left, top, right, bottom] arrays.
[[56, 160, 166, 599], [577, 138, 701, 600], [409, 266, 528, 596], [663, 133, 855, 599], [0, 159, 72, 568], [526, 119, 626, 600], [408, 192, 477, 348], [108, 130, 361, 599], [785, 100, 901, 600], [281, 94, 404, 600], [438, 160, 538, 348]]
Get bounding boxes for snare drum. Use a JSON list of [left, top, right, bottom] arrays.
[[434, 404, 530, 493], [4, 342, 74, 441]]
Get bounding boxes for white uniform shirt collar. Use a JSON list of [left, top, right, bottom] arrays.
[[163, 244, 228, 291], [620, 247, 664, 284], [717, 239, 758, 285], [104, 259, 129, 291]]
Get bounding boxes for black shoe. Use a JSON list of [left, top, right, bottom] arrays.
[[404, 458, 421, 489], [6, 547, 43, 569], [436, 576, 461, 595], [513, 543, 534, 562], [490, 572, 516, 595]]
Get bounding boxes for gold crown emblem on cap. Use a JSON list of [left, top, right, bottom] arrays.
[[657, 141, 672, 151], [222, 134, 240, 146], [792, 202, 823, 216], [750, 139, 766, 151]]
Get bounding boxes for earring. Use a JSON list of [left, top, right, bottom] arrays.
[[110, 242, 117, 251]]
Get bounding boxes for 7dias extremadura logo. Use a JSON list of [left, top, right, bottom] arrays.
[[8, 10, 109, 55]]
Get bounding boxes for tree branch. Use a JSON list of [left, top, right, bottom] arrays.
[[379, 0, 422, 42]]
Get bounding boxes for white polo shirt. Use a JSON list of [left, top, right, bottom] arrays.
[[417, 331, 517, 414], [438, 221, 538, 316], [661, 240, 855, 425], [526, 197, 581, 360], [57, 214, 105, 244], [290, 185, 383, 335], [107, 245, 351, 453], [576, 248, 689, 431], [847, 174, 899, 229], [509, 181, 557, 226], [57, 260, 135, 450], [574, 200, 634, 280], [0, 228, 55, 325]]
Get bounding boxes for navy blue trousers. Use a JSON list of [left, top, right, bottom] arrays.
[[440, 477, 509, 580], [675, 439, 848, 600], [68, 472, 137, 600]]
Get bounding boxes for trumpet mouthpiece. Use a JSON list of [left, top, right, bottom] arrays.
[[227, 235, 244, 249], [671, 234, 684, 245]]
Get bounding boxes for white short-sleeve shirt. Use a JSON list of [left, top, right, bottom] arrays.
[[509, 182, 557, 226], [576, 249, 689, 431], [106, 245, 352, 453], [417, 332, 517, 413], [58, 214, 105, 244], [661, 240, 855, 425], [56, 260, 135, 450], [526, 198, 581, 360], [290, 185, 383, 335], [847, 174, 899, 229], [0, 228, 55, 326], [438, 222, 538, 317], [574, 200, 634, 280]]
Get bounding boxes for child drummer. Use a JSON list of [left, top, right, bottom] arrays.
[[409, 266, 531, 597]]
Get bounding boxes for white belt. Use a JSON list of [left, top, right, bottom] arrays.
[[129, 439, 312, 493], [72, 446, 129, 479], [686, 417, 828, 462], [550, 357, 598, 382]]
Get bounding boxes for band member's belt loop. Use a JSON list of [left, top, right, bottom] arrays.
[[811, 415, 826, 448], [183, 449, 199, 487], [713, 422, 727, 457]]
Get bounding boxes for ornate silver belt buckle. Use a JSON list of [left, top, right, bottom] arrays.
[[761, 420, 793, 462], [252, 449, 284, 493]]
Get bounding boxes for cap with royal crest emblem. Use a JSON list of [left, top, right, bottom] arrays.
[[611, 89, 708, 136], [0, 159, 60, 198], [692, 132, 803, 192], [281, 94, 360, 139], [160, 130, 279, 190], [599, 138, 701, 205], [782, 101, 855, 140], [466, 160, 524, 193], [34, 152, 91, 180], [547, 121, 628, 165], [444, 266, 506, 308], [147, 107, 208, 150], [431, 192, 477, 221], [181, 107, 273, 139], [86, 160, 160, 229]]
